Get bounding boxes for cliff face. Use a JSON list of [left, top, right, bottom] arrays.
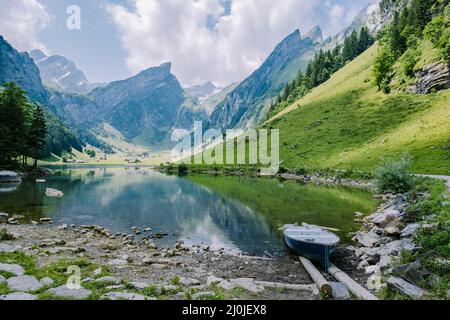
[[210, 28, 321, 129], [0, 36, 48, 103], [89, 63, 207, 149], [410, 62, 450, 94], [0, 36, 83, 156]]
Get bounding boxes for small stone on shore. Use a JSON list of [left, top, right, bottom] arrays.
[[94, 276, 121, 284], [179, 277, 201, 286], [193, 292, 216, 300], [102, 292, 148, 300], [40, 277, 55, 286], [45, 188, 64, 198], [129, 281, 150, 290], [108, 259, 128, 266], [330, 282, 350, 300], [46, 285, 92, 299]]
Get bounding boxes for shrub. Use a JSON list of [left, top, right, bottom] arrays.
[[0, 228, 14, 241], [374, 156, 415, 193], [423, 6, 450, 61], [400, 48, 419, 77], [374, 45, 396, 93], [177, 163, 189, 175], [293, 166, 309, 175]]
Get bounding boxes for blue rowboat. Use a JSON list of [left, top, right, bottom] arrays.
[[283, 224, 340, 271]]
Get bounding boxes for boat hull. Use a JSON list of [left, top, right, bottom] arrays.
[[284, 235, 336, 271]]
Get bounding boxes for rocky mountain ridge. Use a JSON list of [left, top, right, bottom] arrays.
[[30, 49, 103, 95], [209, 27, 322, 129]]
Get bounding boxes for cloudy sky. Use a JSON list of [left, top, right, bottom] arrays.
[[0, 0, 376, 86]]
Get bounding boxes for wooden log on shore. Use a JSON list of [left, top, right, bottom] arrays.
[[299, 257, 332, 297], [328, 263, 378, 300]]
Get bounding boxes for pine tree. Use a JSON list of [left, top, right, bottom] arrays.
[[332, 44, 342, 70], [27, 105, 47, 167], [391, 11, 408, 58], [358, 27, 373, 54], [342, 36, 351, 63], [410, 0, 434, 33], [348, 30, 359, 60], [0, 82, 28, 164]]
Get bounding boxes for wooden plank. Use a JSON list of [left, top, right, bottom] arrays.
[[299, 256, 332, 297], [328, 263, 378, 300]]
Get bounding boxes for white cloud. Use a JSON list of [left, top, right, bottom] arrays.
[[0, 0, 51, 52], [107, 0, 333, 87]]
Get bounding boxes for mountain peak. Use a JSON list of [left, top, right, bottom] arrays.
[[280, 29, 302, 46], [29, 49, 48, 62], [158, 62, 172, 72], [138, 62, 172, 79], [29, 50, 95, 94], [185, 81, 220, 104], [303, 26, 323, 43], [269, 29, 303, 56]]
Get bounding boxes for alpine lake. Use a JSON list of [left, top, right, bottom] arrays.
[[0, 167, 378, 256]]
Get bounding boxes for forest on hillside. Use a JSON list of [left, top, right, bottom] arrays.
[[375, 0, 449, 92], [266, 27, 374, 120], [0, 82, 66, 168], [267, 0, 449, 121]]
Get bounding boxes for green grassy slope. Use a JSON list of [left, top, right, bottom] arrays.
[[265, 43, 450, 174]]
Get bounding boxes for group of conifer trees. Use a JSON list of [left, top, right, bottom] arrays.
[[267, 27, 374, 120], [0, 82, 47, 168], [374, 0, 449, 92]]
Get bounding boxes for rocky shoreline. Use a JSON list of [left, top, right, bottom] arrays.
[[348, 192, 449, 299], [1, 223, 320, 300], [278, 173, 374, 190], [0, 190, 394, 301]]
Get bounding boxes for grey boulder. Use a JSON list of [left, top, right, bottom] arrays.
[[354, 231, 381, 248], [0, 263, 25, 276], [0, 243, 17, 253], [0, 292, 37, 300], [401, 224, 420, 238], [392, 261, 430, 286], [387, 276, 426, 299], [7, 275, 43, 292], [0, 171, 21, 183]]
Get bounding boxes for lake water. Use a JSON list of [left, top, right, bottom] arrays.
[[0, 167, 377, 255]]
